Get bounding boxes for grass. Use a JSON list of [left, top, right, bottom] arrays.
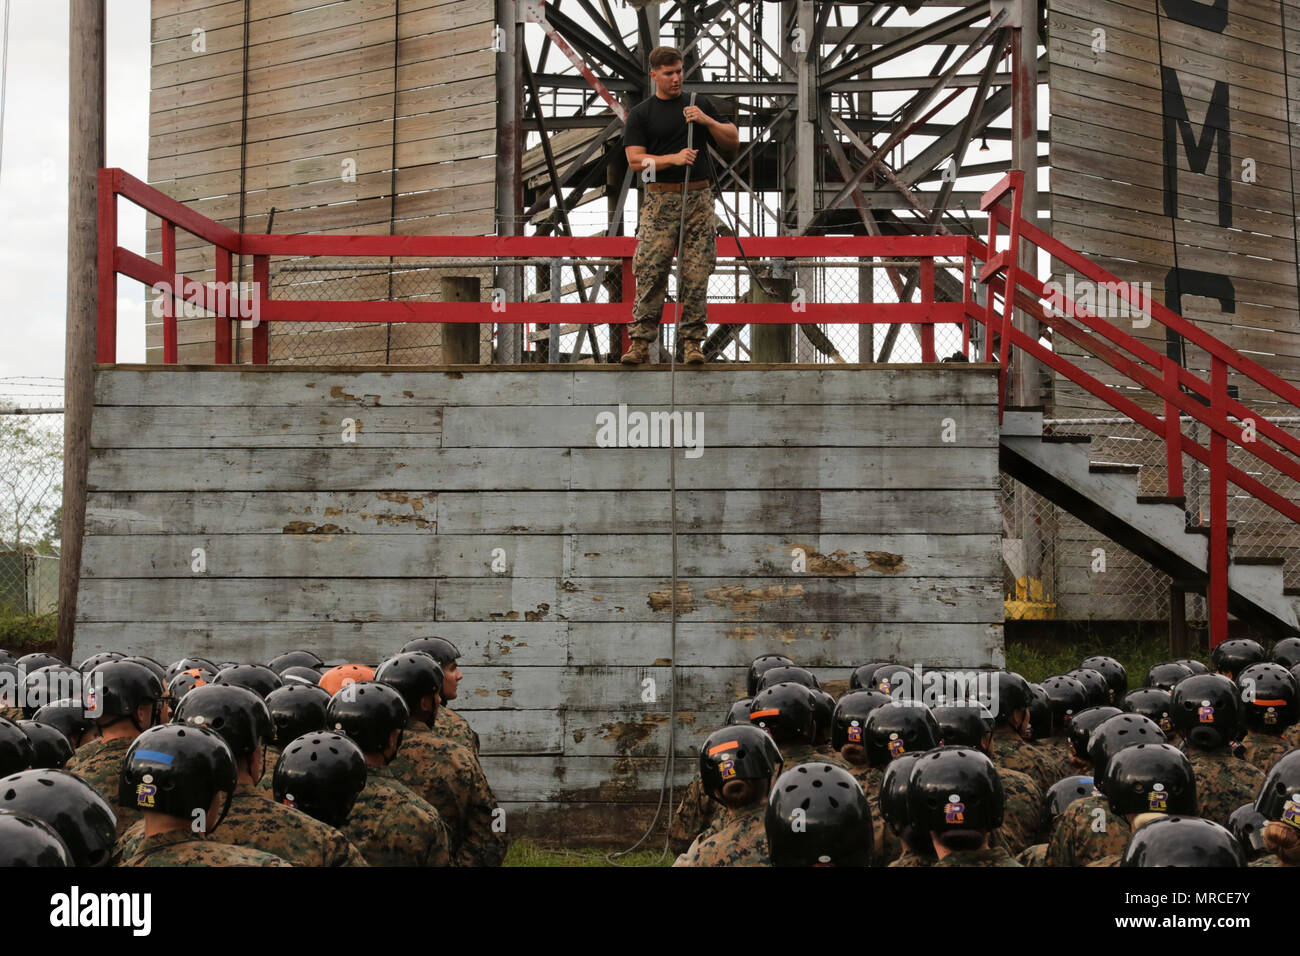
[[504, 840, 675, 867], [1005, 624, 1206, 684], [0, 607, 57, 653]]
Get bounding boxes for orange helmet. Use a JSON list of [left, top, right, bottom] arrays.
[[319, 664, 375, 696]]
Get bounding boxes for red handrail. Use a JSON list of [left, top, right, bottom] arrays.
[[96, 168, 977, 366], [974, 172, 1300, 646]]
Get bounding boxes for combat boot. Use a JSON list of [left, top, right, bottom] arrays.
[[621, 339, 651, 365], [683, 340, 706, 365]]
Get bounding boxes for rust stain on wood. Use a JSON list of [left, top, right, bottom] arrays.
[[496, 689, 512, 698], [474, 688, 489, 697], [524, 604, 551, 621], [282, 522, 346, 534], [652, 657, 672, 666], [571, 728, 586, 743], [444, 371, 464, 379], [705, 583, 804, 617], [724, 626, 758, 641], [599, 714, 668, 752], [647, 582, 694, 613], [329, 385, 358, 401], [324, 507, 342, 517], [377, 493, 427, 511], [402, 390, 414, 398], [787, 543, 910, 575]]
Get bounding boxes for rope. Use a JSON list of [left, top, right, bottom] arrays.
[[608, 92, 697, 866], [384, 4, 399, 364], [234, 0, 252, 363], [0, 0, 10, 187], [1281, 4, 1300, 303]]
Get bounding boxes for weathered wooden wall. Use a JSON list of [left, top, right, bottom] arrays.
[[76, 364, 1004, 840], [147, 0, 497, 364], [1045, 0, 1300, 619]]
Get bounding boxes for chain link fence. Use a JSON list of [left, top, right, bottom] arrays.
[[266, 255, 972, 365], [0, 411, 62, 615], [1003, 416, 1300, 623]]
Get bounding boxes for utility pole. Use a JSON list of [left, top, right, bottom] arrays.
[[58, 0, 106, 663]]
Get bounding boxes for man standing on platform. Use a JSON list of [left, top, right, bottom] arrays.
[[621, 46, 738, 366]]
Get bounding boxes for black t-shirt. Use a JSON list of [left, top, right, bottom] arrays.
[[623, 91, 727, 183]]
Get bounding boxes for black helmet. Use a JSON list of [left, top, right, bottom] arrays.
[[31, 699, 95, 746], [765, 763, 872, 866], [399, 637, 462, 669], [326, 681, 410, 755], [1121, 816, 1243, 867], [266, 650, 325, 674], [280, 666, 324, 687], [0, 809, 72, 866], [1103, 743, 1196, 817], [1170, 673, 1241, 749], [1254, 749, 1300, 825], [119, 724, 237, 831], [212, 664, 283, 699], [907, 746, 1005, 835], [166, 657, 219, 680], [0, 718, 35, 775], [831, 690, 893, 751], [22, 665, 81, 719], [1043, 775, 1097, 831], [748, 655, 796, 696], [754, 665, 820, 692], [265, 684, 330, 749], [931, 700, 995, 749], [748, 683, 817, 746], [173, 684, 273, 764], [863, 701, 940, 767], [866, 664, 919, 698], [1272, 637, 1300, 670], [0, 769, 117, 865], [375, 653, 445, 716], [85, 660, 164, 726], [723, 698, 753, 726], [848, 661, 890, 692], [1027, 683, 1052, 741], [1080, 655, 1128, 702], [1237, 662, 1298, 732], [1174, 658, 1210, 675], [1145, 661, 1195, 691], [16, 720, 73, 769], [1087, 713, 1167, 779], [879, 751, 928, 839], [988, 671, 1032, 724], [698, 725, 781, 796], [1210, 639, 1266, 679], [16, 652, 63, 671], [121, 656, 169, 687], [810, 690, 835, 745], [273, 733, 367, 829], [0, 649, 14, 665], [1122, 687, 1175, 735], [1066, 668, 1111, 707], [77, 651, 124, 672], [1227, 803, 1269, 860], [0, 662, 17, 709], [167, 669, 212, 702], [1067, 705, 1123, 761], [1041, 675, 1089, 736]]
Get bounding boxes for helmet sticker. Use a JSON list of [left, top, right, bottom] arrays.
[[1283, 795, 1300, 830], [847, 720, 862, 743], [887, 732, 905, 758], [719, 759, 736, 780], [136, 782, 157, 808], [1147, 782, 1167, 812], [1197, 700, 1214, 723], [944, 793, 965, 824]]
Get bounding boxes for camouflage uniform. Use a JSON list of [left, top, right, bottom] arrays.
[[888, 848, 933, 867], [1, 705, 23, 722], [992, 766, 1043, 855], [1184, 748, 1265, 827], [990, 725, 1067, 795], [1035, 735, 1075, 768], [389, 720, 508, 866], [1044, 794, 1130, 867], [435, 706, 479, 755], [120, 829, 288, 867], [1238, 732, 1292, 775], [1086, 854, 1121, 867], [344, 763, 451, 867], [668, 774, 722, 856], [64, 736, 139, 837], [1017, 843, 1047, 867], [934, 846, 1022, 867], [1284, 723, 1300, 750], [673, 802, 769, 867], [629, 187, 715, 343], [1248, 854, 1283, 867], [259, 746, 281, 789]]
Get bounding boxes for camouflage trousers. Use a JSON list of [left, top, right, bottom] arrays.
[[630, 187, 716, 343]]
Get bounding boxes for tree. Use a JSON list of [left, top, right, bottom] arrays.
[[0, 417, 64, 553]]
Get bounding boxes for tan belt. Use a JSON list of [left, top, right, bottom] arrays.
[[646, 179, 711, 194]]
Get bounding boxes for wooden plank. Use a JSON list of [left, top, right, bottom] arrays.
[[480, 756, 692, 803], [94, 368, 998, 408], [1048, 0, 1285, 55], [70, 618, 1004, 669], [75, 575, 1003, 624], [85, 488, 1002, 536], [81, 532, 1000, 580]]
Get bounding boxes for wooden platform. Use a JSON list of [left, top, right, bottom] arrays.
[[76, 362, 1004, 840]]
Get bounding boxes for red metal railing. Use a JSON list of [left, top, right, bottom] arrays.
[[972, 170, 1300, 646], [96, 167, 977, 365]]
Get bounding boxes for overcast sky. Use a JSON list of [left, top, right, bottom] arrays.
[[0, 0, 149, 396]]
